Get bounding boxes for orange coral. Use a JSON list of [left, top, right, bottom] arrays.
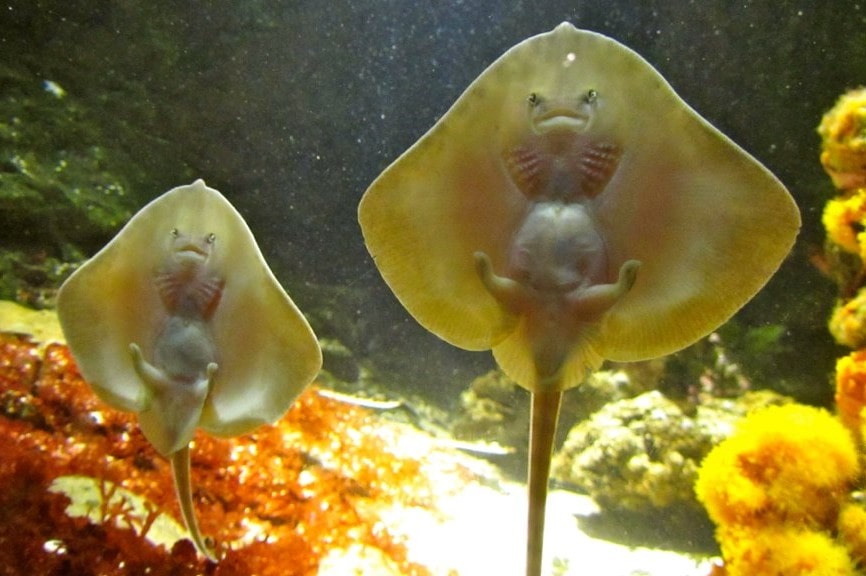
[[695, 405, 862, 575], [715, 525, 854, 576], [820, 91, 866, 354], [696, 404, 859, 529], [830, 292, 866, 349], [0, 332, 435, 576], [714, 87, 866, 576], [823, 189, 866, 257], [819, 88, 866, 191], [837, 502, 866, 566], [835, 349, 866, 435]]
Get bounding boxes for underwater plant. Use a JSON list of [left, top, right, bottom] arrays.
[[0, 330, 437, 575], [359, 21, 799, 576]]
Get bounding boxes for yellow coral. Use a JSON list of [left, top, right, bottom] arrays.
[[717, 525, 855, 576], [819, 88, 866, 190], [830, 293, 866, 350], [835, 349, 866, 435], [823, 189, 866, 256], [838, 502, 866, 566], [695, 405, 859, 529]]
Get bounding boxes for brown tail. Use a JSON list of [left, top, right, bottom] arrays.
[[525, 388, 563, 576]]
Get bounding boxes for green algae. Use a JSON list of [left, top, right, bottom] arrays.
[[0, 63, 136, 255]]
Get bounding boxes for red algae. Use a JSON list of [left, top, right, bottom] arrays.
[[0, 332, 434, 576]]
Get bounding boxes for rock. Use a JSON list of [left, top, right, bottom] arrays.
[[451, 368, 638, 462], [552, 390, 791, 513]]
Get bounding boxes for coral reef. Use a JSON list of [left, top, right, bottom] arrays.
[[552, 390, 789, 514], [838, 501, 866, 566], [819, 88, 866, 191], [822, 87, 866, 455], [830, 291, 866, 349], [835, 349, 866, 435], [820, 88, 866, 345], [451, 368, 635, 468], [697, 90, 866, 576], [695, 405, 858, 527], [0, 330, 439, 576], [713, 525, 854, 576], [823, 188, 866, 257], [451, 370, 529, 454], [694, 404, 862, 576]]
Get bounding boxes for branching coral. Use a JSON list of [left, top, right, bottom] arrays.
[[695, 404, 861, 576], [0, 331, 436, 576]]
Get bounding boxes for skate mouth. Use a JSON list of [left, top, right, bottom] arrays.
[[533, 108, 590, 132]]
